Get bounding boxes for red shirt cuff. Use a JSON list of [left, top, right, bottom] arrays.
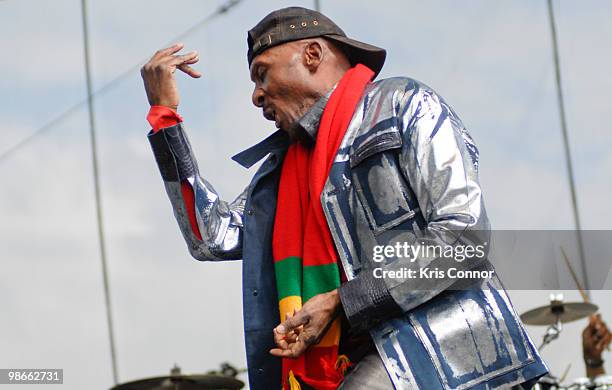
[[147, 106, 183, 132]]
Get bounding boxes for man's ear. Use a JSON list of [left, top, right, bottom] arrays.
[[303, 41, 323, 72]]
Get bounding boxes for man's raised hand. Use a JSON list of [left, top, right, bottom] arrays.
[[140, 43, 202, 111]]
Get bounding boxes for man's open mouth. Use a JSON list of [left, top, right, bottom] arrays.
[[263, 108, 275, 122], [263, 108, 280, 128]]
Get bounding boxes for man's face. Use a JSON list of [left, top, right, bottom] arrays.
[[250, 42, 318, 135]]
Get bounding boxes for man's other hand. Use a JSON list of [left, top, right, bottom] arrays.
[[583, 313, 612, 361], [140, 43, 201, 111], [270, 290, 341, 359]]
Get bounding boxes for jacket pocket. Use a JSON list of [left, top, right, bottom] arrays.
[[408, 282, 534, 390], [350, 129, 420, 235]]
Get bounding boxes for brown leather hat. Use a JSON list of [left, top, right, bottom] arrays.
[[247, 7, 386, 77]]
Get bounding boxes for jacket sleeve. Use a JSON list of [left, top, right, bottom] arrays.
[[339, 85, 491, 329], [148, 123, 245, 261]]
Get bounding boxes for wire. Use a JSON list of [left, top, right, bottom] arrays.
[[80, 0, 119, 384], [546, 0, 589, 292], [0, 0, 244, 164]]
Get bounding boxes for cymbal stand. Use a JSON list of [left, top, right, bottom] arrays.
[[538, 314, 563, 350]]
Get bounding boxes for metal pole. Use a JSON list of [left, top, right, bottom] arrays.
[[314, 0, 320, 12], [546, 0, 590, 294], [80, 0, 119, 384]]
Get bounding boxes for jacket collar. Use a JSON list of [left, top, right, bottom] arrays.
[[231, 91, 331, 169], [231, 130, 289, 168], [296, 91, 329, 141]]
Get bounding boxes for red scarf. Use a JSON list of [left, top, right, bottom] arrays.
[[272, 64, 375, 390]]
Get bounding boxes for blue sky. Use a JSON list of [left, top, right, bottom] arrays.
[[1, 0, 611, 388]]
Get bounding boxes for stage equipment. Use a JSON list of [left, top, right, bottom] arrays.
[[110, 365, 244, 390]]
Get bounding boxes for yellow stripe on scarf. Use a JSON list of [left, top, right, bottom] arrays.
[[317, 318, 341, 347], [279, 296, 302, 322], [288, 370, 301, 390]]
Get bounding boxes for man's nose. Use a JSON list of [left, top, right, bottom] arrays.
[[252, 87, 264, 108]]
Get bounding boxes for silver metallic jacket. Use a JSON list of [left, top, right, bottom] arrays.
[[148, 77, 547, 389]]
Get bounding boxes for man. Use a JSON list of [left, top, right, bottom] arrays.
[[142, 7, 548, 390]]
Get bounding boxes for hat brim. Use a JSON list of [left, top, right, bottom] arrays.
[[323, 34, 386, 78]]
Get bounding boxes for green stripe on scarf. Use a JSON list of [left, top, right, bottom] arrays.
[[303, 263, 341, 302], [274, 256, 302, 300], [274, 258, 341, 301]]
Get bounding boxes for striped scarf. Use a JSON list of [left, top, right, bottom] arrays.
[[272, 64, 374, 390]]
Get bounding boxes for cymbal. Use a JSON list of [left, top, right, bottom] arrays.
[[110, 374, 244, 390], [520, 301, 598, 326]]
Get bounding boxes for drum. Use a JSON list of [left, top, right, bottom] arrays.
[[594, 376, 612, 390], [110, 365, 244, 390], [533, 375, 563, 390], [566, 377, 594, 390]]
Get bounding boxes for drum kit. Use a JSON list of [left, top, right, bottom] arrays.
[[521, 295, 611, 390], [109, 364, 245, 390], [533, 376, 612, 390], [108, 294, 608, 390]]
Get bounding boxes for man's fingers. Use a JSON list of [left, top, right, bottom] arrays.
[[270, 341, 308, 358], [168, 52, 201, 78], [178, 64, 202, 78], [273, 328, 290, 350], [179, 55, 199, 65], [603, 333, 612, 347], [270, 348, 301, 358], [270, 348, 293, 358], [276, 310, 309, 335], [165, 51, 199, 65], [285, 332, 299, 344], [152, 42, 184, 60], [593, 326, 612, 351]]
